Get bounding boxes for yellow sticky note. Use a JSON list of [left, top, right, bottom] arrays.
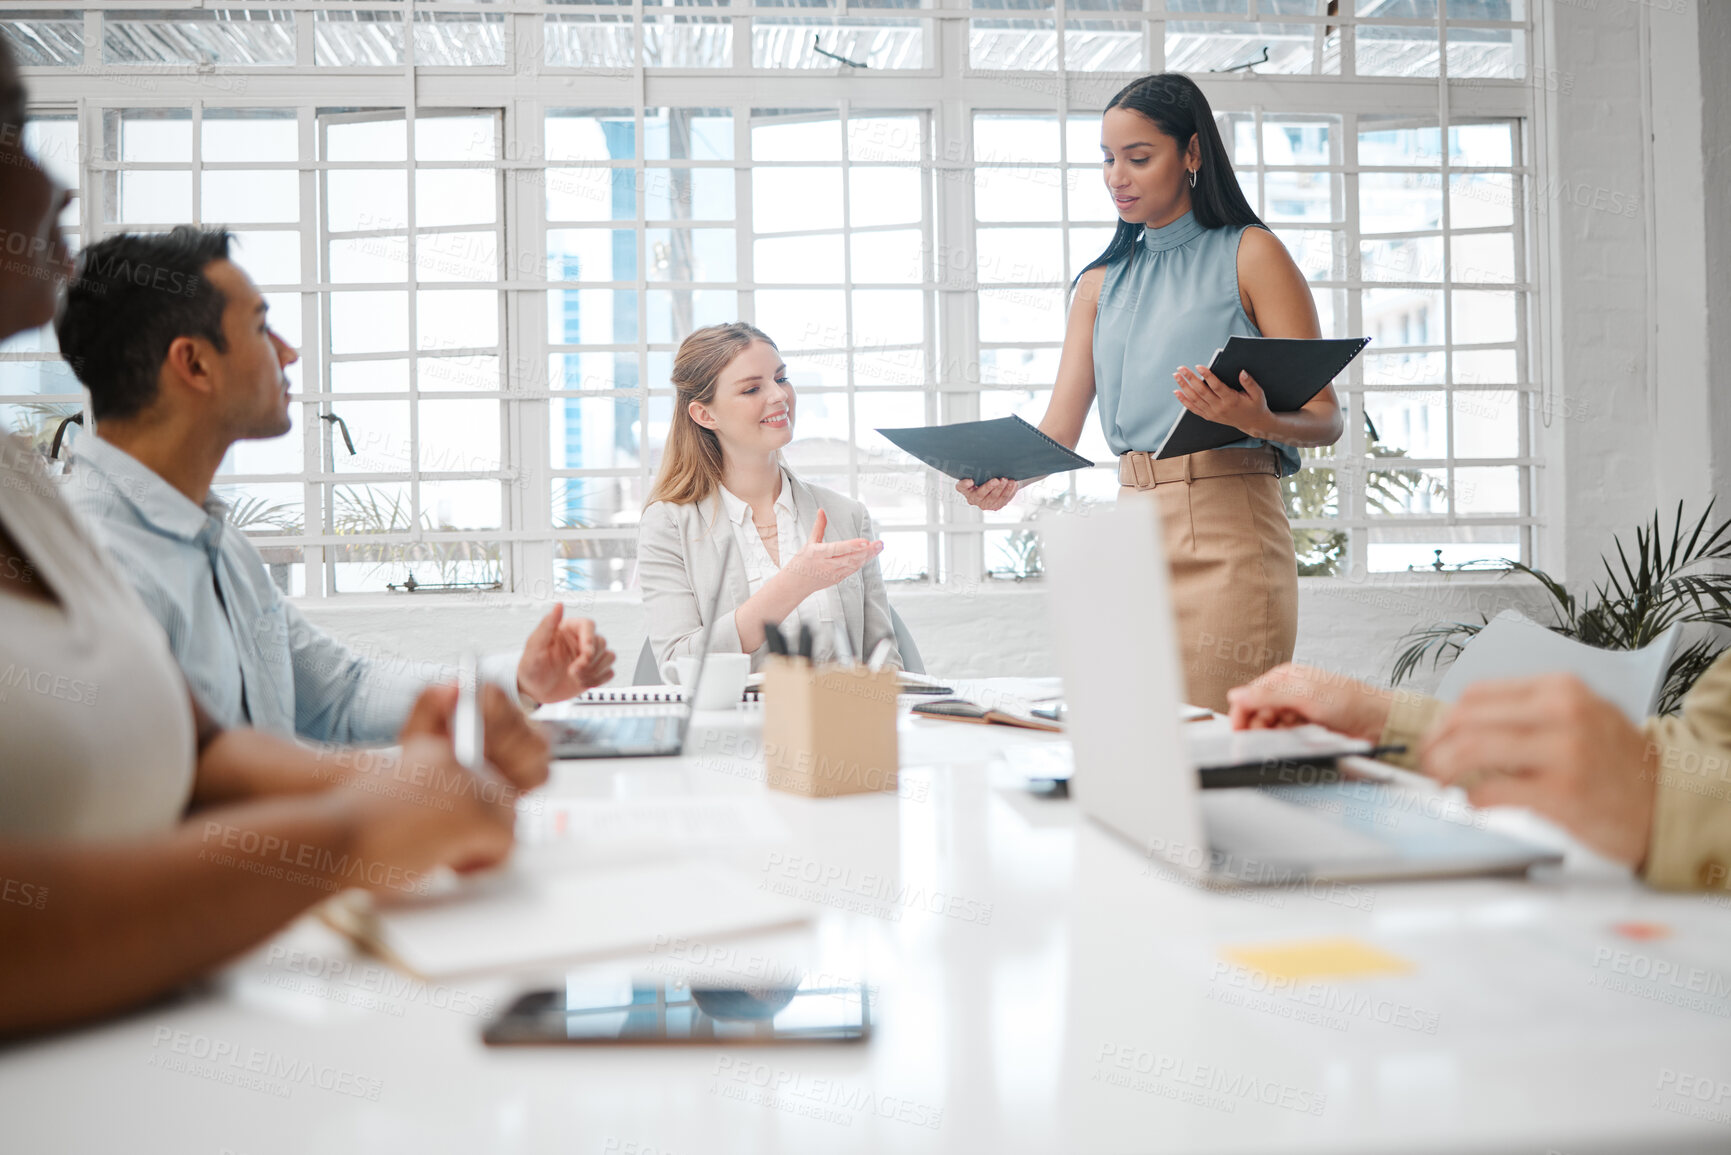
[[1222, 937, 1413, 982]]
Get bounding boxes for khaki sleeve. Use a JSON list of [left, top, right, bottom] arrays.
[[1639, 654, 1731, 892], [1376, 690, 1447, 771]]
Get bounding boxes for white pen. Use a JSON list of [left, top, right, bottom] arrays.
[[866, 638, 893, 673]]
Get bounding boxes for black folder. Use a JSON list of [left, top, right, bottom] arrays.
[[1156, 335, 1370, 460], [876, 416, 1094, 486]]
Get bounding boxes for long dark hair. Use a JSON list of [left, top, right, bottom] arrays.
[[1080, 73, 1265, 280]]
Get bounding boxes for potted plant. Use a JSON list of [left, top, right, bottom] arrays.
[[1392, 503, 1731, 714]]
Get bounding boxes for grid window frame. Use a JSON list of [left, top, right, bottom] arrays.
[[3, 0, 1546, 596]]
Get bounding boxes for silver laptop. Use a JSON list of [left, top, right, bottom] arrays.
[[542, 569, 729, 760], [1043, 497, 1561, 885]]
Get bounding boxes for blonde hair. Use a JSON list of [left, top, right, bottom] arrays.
[[647, 322, 778, 507]]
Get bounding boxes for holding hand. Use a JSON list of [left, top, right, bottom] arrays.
[[1419, 675, 1656, 867], [1173, 365, 1275, 438], [340, 685, 523, 886], [956, 477, 1019, 511], [780, 510, 883, 597], [1226, 663, 1394, 744], [517, 603, 617, 704]]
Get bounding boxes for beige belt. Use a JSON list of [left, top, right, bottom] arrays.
[[1118, 446, 1280, 490]]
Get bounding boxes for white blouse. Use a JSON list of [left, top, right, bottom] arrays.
[[716, 470, 849, 662], [0, 435, 195, 840]]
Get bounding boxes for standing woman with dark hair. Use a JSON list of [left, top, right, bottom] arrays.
[[958, 73, 1342, 711]]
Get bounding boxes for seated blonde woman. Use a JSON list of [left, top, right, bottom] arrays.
[[637, 323, 901, 678]]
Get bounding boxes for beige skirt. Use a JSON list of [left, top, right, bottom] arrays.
[[1118, 447, 1299, 713]]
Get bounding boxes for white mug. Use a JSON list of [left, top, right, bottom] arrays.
[[674, 652, 751, 710]]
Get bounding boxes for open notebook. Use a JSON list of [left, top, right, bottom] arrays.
[[321, 861, 811, 980]]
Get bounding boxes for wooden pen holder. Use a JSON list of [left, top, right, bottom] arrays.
[[761, 657, 900, 798]]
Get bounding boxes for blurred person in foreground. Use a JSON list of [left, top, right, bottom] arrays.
[[0, 40, 548, 1037]]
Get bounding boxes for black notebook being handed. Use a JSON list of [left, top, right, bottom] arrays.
[[877, 415, 1093, 486], [1156, 335, 1370, 460]]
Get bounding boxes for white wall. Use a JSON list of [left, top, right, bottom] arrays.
[[300, 0, 1726, 697]]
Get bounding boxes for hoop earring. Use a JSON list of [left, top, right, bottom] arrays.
[[1188, 169, 1198, 189]]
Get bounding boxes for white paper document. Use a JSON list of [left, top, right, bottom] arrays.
[[356, 861, 811, 979]]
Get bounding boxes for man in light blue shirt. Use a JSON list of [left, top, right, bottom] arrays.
[[55, 227, 615, 744]]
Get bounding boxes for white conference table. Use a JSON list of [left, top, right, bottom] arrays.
[[5, 679, 1731, 1154]]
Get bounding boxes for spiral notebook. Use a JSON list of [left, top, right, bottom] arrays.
[[1156, 335, 1370, 460]]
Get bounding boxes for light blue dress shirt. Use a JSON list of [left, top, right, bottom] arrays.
[[62, 435, 425, 744], [1092, 211, 1301, 477]]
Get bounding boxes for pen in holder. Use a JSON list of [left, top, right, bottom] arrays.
[[761, 654, 899, 798]]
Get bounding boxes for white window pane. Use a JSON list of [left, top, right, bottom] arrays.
[[976, 228, 1064, 285], [548, 168, 632, 223], [264, 294, 302, 347], [418, 290, 499, 351], [108, 110, 191, 162], [231, 231, 302, 285], [545, 110, 636, 162], [978, 289, 1065, 344], [1364, 351, 1443, 387], [973, 116, 1061, 165], [756, 235, 844, 284], [417, 232, 499, 283], [333, 404, 411, 472], [647, 228, 736, 283], [550, 229, 635, 282], [411, 13, 506, 67], [416, 170, 496, 228], [645, 290, 738, 345], [1264, 172, 1338, 224], [1359, 173, 1441, 234], [328, 170, 408, 232], [1362, 289, 1442, 348], [853, 290, 924, 348], [974, 168, 1063, 222], [548, 352, 638, 393], [1064, 168, 1118, 223], [331, 291, 409, 354], [421, 354, 499, 393], [644, 15, 732, 68], [646, 168, 734, 222], [851, 392, 927, 453], [753, 168, 843, 233], [852, 230, 924, 285], [549, 290, 636, 344], [1361, 236, 1442, 283], [1357, 118, 1440, 166], [1275, 228, 1339, 282], [326, 119, 407, 164], [544, 15, 634, 71], [203, 111, 297, 164], [1452, 391, 1521, 459], [1451, 233, 1515, 286], [979, 348, 1060, 388], [1448, 122, 1514, 168], [331, 360, 410, 394], [202, 170, 299, 224], [1450, 174, 1515, 229], [1452, 349, 1516, 387], [114, 170, 192, 224], [848, 116, 922, 164], [855, 347, 927, 388], [849, 168, 922, 229], [417, 116, 496, 163], [1069, 228, 1116, 276], [222, 426, 303, 475], [759, 290, 846, 351], [1451, 291, 1517, 345], [753, 118, 842, 163], [315, 12, 406, 68], [646, 109, 734, 162], [969, 21, 1058, 71], [1453, 466, 1521, 516], [1363, 391, 1444, 458], [422, 481, 501, 531], [421, 401, 501, 471], [330, 236, 410, 284]]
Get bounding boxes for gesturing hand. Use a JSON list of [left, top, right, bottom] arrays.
[[517, 603, 617, 705], [781, 510, 883, 597], [1173, 364, 1276, 438], [1419, 674, 1657, 867], [956, 477, 1019, 511]]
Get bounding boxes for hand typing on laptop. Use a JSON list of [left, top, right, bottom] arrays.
[[1229, 663, 1663, 871]]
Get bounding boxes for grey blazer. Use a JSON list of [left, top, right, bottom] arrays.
[[636, 473, 902, 678]]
